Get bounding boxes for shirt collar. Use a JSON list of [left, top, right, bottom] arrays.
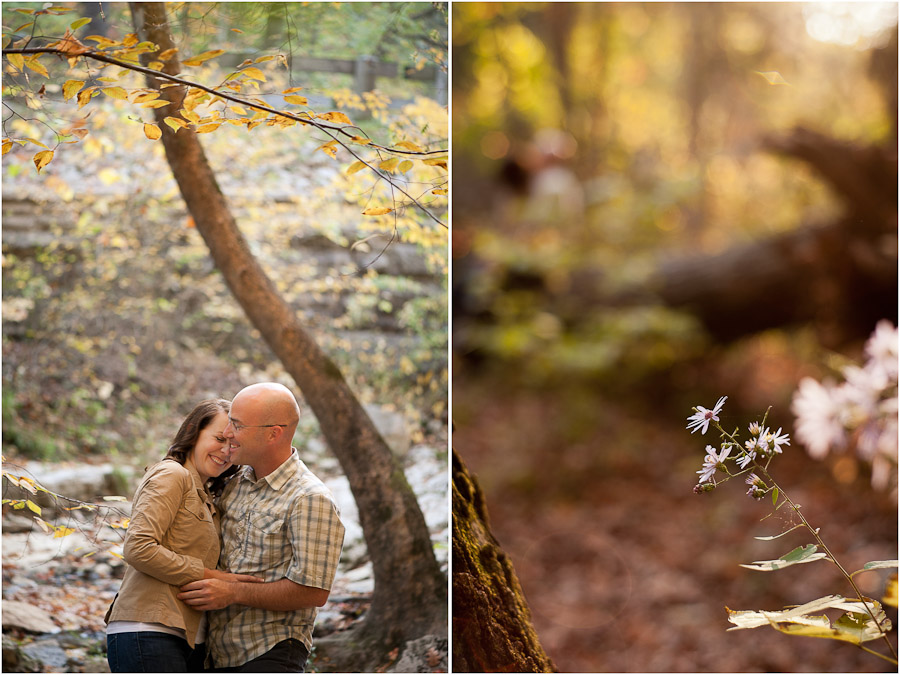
[[239, 448, 301, 491]]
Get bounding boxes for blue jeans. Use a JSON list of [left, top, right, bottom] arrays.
[[213, 639, 309, 672], [107, 632, 206, 672]]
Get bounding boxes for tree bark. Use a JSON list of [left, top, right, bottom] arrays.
[[452, 449, 556, 673], [129, 4, 445, 667]]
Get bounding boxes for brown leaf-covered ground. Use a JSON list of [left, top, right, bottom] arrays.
[[453, 360, 898, 673]]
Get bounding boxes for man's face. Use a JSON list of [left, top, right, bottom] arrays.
[[224, 398, 263, 467]]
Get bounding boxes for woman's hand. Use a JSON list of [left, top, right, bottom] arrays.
[[203, 568, 265, 583]]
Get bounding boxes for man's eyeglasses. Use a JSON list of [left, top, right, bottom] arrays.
[[227, 417, 287, 433]]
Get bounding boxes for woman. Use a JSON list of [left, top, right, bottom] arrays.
[[105, 398, 261, 672]]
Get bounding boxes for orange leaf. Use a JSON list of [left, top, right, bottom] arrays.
[[283, 95, 308, 105], [317, 111, 352, 125], [143, 123, 161, 140], [33, 150, 54, 173], [158, 47, 178, 61]]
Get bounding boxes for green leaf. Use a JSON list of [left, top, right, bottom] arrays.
[[740, 544, 828, 571], [25, 499, 41, 515], [771, 487, 778, 506], [70, 16, 91, 30]]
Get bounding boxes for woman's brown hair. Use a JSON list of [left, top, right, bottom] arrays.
[[163, 398, 238, 496]]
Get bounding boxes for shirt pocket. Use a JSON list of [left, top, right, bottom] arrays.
[[243, 509, 286, 571]]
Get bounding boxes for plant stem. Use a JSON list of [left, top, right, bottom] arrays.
[[758, 468, 897, 662]]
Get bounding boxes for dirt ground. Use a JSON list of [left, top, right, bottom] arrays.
[[452, 373, 898, 673]]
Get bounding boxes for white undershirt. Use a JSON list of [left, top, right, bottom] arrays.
[[107, 614, 207, 643]]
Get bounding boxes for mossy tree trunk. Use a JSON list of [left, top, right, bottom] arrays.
[[452, 449, 556, 673]]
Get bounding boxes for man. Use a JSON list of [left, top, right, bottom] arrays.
[[178, 382, 345, 672]]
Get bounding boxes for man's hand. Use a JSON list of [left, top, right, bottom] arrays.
[[178, 578, 237, 611]]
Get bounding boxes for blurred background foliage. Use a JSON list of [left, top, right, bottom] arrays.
[[2, 1, 448, 469], [452, 3, 897, 672]]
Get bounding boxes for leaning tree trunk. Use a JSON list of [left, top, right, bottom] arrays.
[[452, 449, 556, 673], [130, 3, 446, 667]]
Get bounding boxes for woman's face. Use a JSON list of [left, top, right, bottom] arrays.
[[190, 410, 233, 481]]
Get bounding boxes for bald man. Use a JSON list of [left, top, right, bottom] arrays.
[[178, 383, 344, 672]]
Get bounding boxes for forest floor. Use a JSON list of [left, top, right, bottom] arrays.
[[453, 361, 898, 673]]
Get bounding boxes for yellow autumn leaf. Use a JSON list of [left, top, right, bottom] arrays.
[[7, 53, 25, 71], [33, 150, 54, 173], [362, 207, 394, 216], [84, 34, 120, 48], [351, 136, 372, 145], [76, 87, 96, 109], [181, 110, 201, 124], [228, 105, 248, 115], [282, 86, 304, 94], [240, 67, 266, 82], [108, 549, 124, 559], [53, 526, 75, 538], [395, 140, 424, 152], [431, 187, 448, 195], [102, 86, 128, 100], [283, 95, 308, 105], [317, 141, 338, 159], [182, 49, 226, 66], [255, 55, 275, 63], [143, 123, 162, 140], [346, 160, 367, 175], [422, 156, 448, 170], [158, 47, 178, 61], [2, 140, 12, 155], [24, 56, 49, 78], [398, 160, 414, 173], [195, 123, 221, 133], [25, 499, 41, 515], [62, 79, 84, 100], [142, 100, 171, 109], [317, 111, 353, 125], [379, 157, 400, 172], [132, 91, 160, 104]]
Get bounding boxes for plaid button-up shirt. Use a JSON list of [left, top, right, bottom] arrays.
[[207, 449, 344, 667]]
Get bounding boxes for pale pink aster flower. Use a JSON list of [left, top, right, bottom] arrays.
[[865, 320, 898, 380], [697, 444, 731, 483], [770, 427, 791, 454], [791, 377, 845, 459], [687, 396, 727, 435]]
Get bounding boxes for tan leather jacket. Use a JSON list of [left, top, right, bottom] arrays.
[[105, 458, 220, 648]]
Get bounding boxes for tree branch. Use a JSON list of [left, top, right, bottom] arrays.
[[2, 45, 448, 228]]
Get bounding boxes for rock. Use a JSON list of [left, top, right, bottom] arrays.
[[2, 634, 40, 673], [387, 634, 448, 673], [1, 514, 36, 534], [22, 639, 68, 670], [364, 404, 411, 457], [2, 600, 60, 634]]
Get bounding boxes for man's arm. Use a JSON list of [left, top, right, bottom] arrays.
[[178, 577, 329, 612]]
